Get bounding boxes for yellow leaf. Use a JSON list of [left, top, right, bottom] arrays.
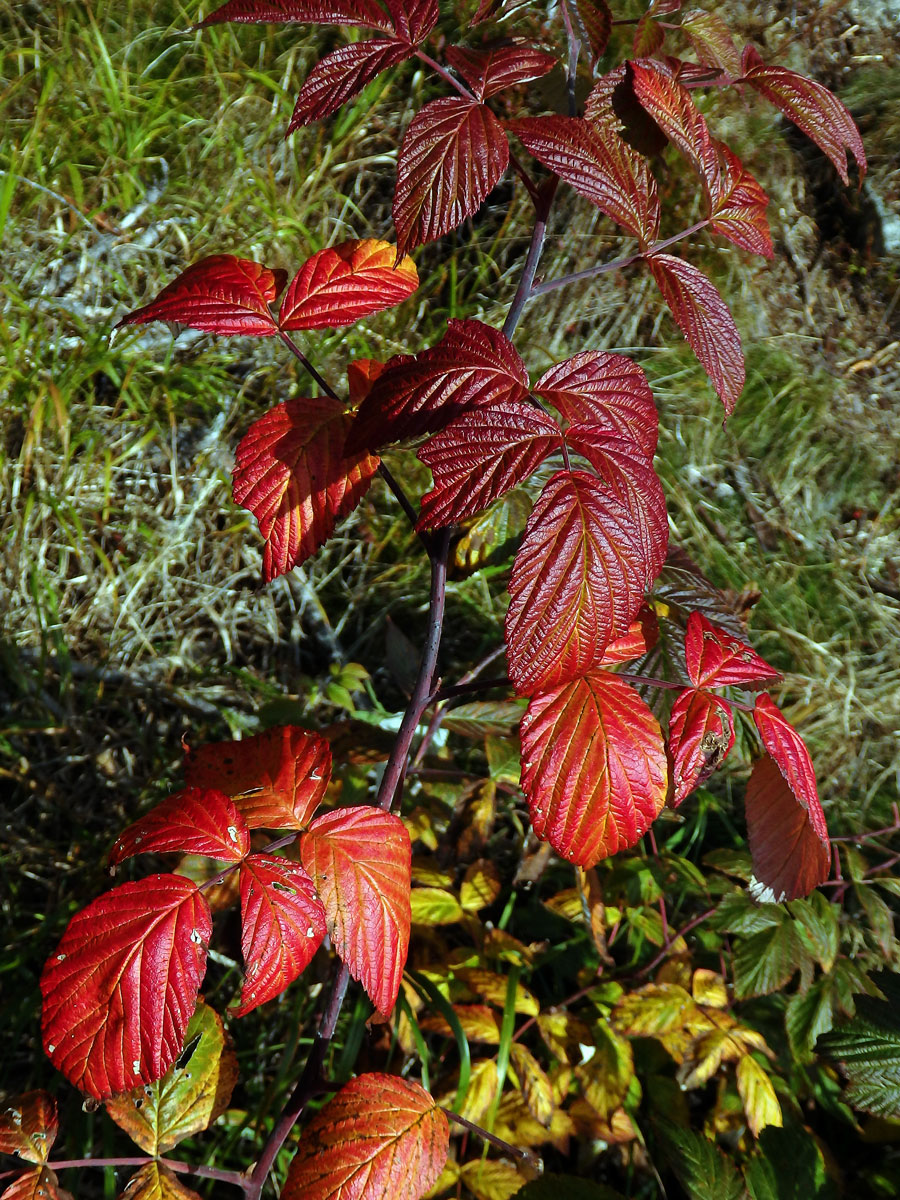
[[459, 1158, 526, 1200], [613, 983, 703, 1039], [120, 1163, 202, 1200], [440, 1059, 498, 1125], [454, 968, 539, 1016], [410, 887, 465, 926], [737, 1055, 783, 1137], [492, 1093, 575, 1150], [421, 1004, 501, 1044], [509, 1044, 555, 1127], [457, 781, 497, 859], [537, 1011, 593, 1064], [676, 1029, 737, 1089], [423, 1156, 460, 1199], [461, 860, 502, 912], [692, 968, 729, 1008], [542, 889, 584, 922], [411, 859, 455, 888], [575, 1024, 634, 1119]]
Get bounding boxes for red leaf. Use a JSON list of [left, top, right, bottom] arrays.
[[508, 115, 660, 244], [288, 39, 415, 129], [521, 671, 668, 866], [184, 725, 331, 830], [346, 318, 529, 453], [573, 0, 613, 66], [347, 358, 387, 405], [668, 687, 735, 805], [109, 788, 250, 867], [114, 256, 285, 337], [599, 605, 659, 665], [1, 1167, 71, 1200], [417, 400, 562, 530], [300, 806, 411, 1015], [40, 876, 211, 1100], [393, 97, 509, 256], [198, 0, 394, 31], [505, 469, 649, 695], [740, 45, 866, 185], [564, 424, 668, 579], [0, 1092, 58, 1164], [633, 15, 665, 57], [680, 9, 741, 78], [232, 398, 380, 581], [279, 239, 418, 329], [384, 0, 439, 44], [444, 43, 558, 101], [282, 1073, 448, 1200], [752, 693, 828, 841], [745, 754, 830, 902], [685, 611, 781, 690], [533, 351, 659, 458], [707, 142, 773, 258], [646, 253, 744, 413], [233, 855, 326, 1016]]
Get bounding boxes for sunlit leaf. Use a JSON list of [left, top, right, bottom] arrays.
[[109, 788, 250, 867], [278, 240, 417, 328], [410, 887, 465, 926], [737, 1054, 783, 1136], [459, 1158, 525, 1200], [119, 1163, 202, 1200], [1, 1167, 72, 1200], [510, 1043, 555, 1127], [444, 43, 557, 101], [0, 1093, 58, 1164], [668, 688, 735, 806], [684, 611, 780, 689]]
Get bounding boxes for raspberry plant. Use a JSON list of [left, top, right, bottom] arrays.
[[1, 1, 875, 1198]]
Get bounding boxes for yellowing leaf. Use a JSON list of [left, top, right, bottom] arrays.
[[613, 983, 702, 1039], [459, 1158, 525, 1200], [575, 1024, 634, 1120], [120, 1163, 202, 1199], [410, 887, 465, 926], [736, 1054, 783, 1136], [420, 1004, 501, 1044], [537, 1011, 593, 1064], [454, 968, 539, 1016], [0, 1091, 58, 1164], [692, 969, 729, 1009], [542, 889, 584, 923], [444, 1058, 499, 1125], [493, 1093, 575, 1150], [3, 1166, 72, 1200], [509, 1044, 555, 1127], [460, 860, 502, 913]]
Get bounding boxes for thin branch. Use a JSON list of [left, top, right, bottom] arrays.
[[431, 675, 511, 703], [508, 148, 542, 205], [277, 329, 340, 400], [442, 1109, 542, 1171], [378, 461, 431, 553], [199, 832, 297, 893], [630, 906, 718, 981], [37, 1157, 247, 1188], [502, 179, 558, 340], [415, 49, 476, 100]]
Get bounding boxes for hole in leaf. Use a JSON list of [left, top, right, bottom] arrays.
[[175, 1035, 201, 1071]]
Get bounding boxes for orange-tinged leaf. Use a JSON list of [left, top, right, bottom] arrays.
[[232, 398, 380, 582], [0, 1093, 57, 1164], [736, 1054, 782, 1136], [300, 806, 411, 1015], [460, 859, 502, 912], [685, 611, 780, 689], [599, 605, 659, 665], [105, 1001, 237, 1154], [1, 1167, 72, 1200], [347, 358, 386, 406], [119, 1163, 202, 1200], [282, 1073, 448, 1200], [278, 240, 418, 328], [41, 875, 211, 1100], [109, 788, 250, 867], [184, 725, 331, 830], [520, 671, 668, 866], [668, 688, 735, 806], [509, 1043, 555, 1127], [233, 854, 326, 1015], [505, 470, 651, 694], [114, 256, 285, 337]]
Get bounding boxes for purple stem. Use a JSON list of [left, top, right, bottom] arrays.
[[442, 1109, 542, 1170], [415, 50, 475, 100], [502, 179, 558, 340], [277, 329, 340, 401], [33, 1157, 246, 1188]]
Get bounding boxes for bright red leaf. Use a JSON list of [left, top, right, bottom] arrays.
[[680, 9, 741, 77], [505, 469, 649, 695], [685, 610, 781, 689], [393, 97, 509, 256], [282, 1073, 448, 1200], [233, 854, 326, 1016], [521, 671, 668, 866], [1, 1167, 71, 1200], [109, 787, 250, 867], [444, 43, 557, 101], [417, 399, 562, 530], [740, 45, 866, 185], [288, 39, 416, 128], [708, 142, 773, 258], [232, 397, 380, 581], [508, 115, 660, 244], [0, 1092, 58, 1164], [40, 875, 211, 1100], [753, 693, 828, 838], [198, 0, 394, 31], [347, 358, 387, 405], [346, 318, 529, 453], [115, 256, 285, 337], [300, 806, 411, 1016], [668, 687, 735, 806], [745, 754, 830, 902], [599, 605, 659, 665], [278, 239, 417, 329], [646, 253, 744, 413], [184, 725, 331, 830], [574, 0, 613, 66], [533, 350, 659, 457]]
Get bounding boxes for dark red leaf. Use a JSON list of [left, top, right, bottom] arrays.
[[346, 318, 529, 453], [740, 45, 866, 185], [41, 876, 211, 1099], [384, 0, 439, 44], [282, 1074, 448, 1200], [444, 43, 558, 101], [668, 687, 735, 805], [393, 97, 509, 256], [278, 239, 418, 329], [0, 1092, 58, 1164], [745, 754, 830, 902], [646, 252, 744, 413], [115, 256, 286, 337], [109, 788, 250, 867], [233, 855, 326, 1016], [184, 725, 331, 830], [533, 350, 659, 457], [508, 115, 660, 244], [417, 399, 562, 530], [679, 9, 741, 78], [584, 63, 669, 158], [685, 610, 781, 690], [233, 397, 380, 581], [287, 39, 415, 129], [198, 0, 394, 30], [521, 671, 668, 866], [505, 469, 649, 695], [300, 806, 411, 1016], [707, 142, 773, 258], [753, 694, 828, 844], [599, 604, 659, 665], [573, 0, 613, 66]]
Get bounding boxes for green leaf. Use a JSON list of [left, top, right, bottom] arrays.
[[653, 1119, 746, 1200], [711, 892, 785, 936], [745, 1122, 835, 1200], [788, 891, 839, 972], [785, 959, 876, 1057], [518, 1177, 625, 1200], [818, 971, 900, 1118], [855, 884, 896, 959], [733, 920, 809, 999]]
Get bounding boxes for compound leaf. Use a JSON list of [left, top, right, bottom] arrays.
[[40, 876, 211, 1100], [232, 397, 380, 582], [184, 725, 331, 830], [533, 351, 658, 457], [282, 1073, 448, 1200], [198, 0, 394, 31], [708, 142, 773, 258], [300, 806, 411, 1015], [279, 239, 417, 328], [444, 43, 557, 101], [233, 854, 326, 1016], [115, 256, 285, 337], [520, 671, 668, 866], [393, 97, 509, 256], [0, 1092, 58, 1164], [109, 787, 250, 867], [684, 611, 780, 689], [668, 688, 735, 806], [288, 39, 416, 128]]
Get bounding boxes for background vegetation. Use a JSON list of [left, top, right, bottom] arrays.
[[2, 1, 899, 1196]]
